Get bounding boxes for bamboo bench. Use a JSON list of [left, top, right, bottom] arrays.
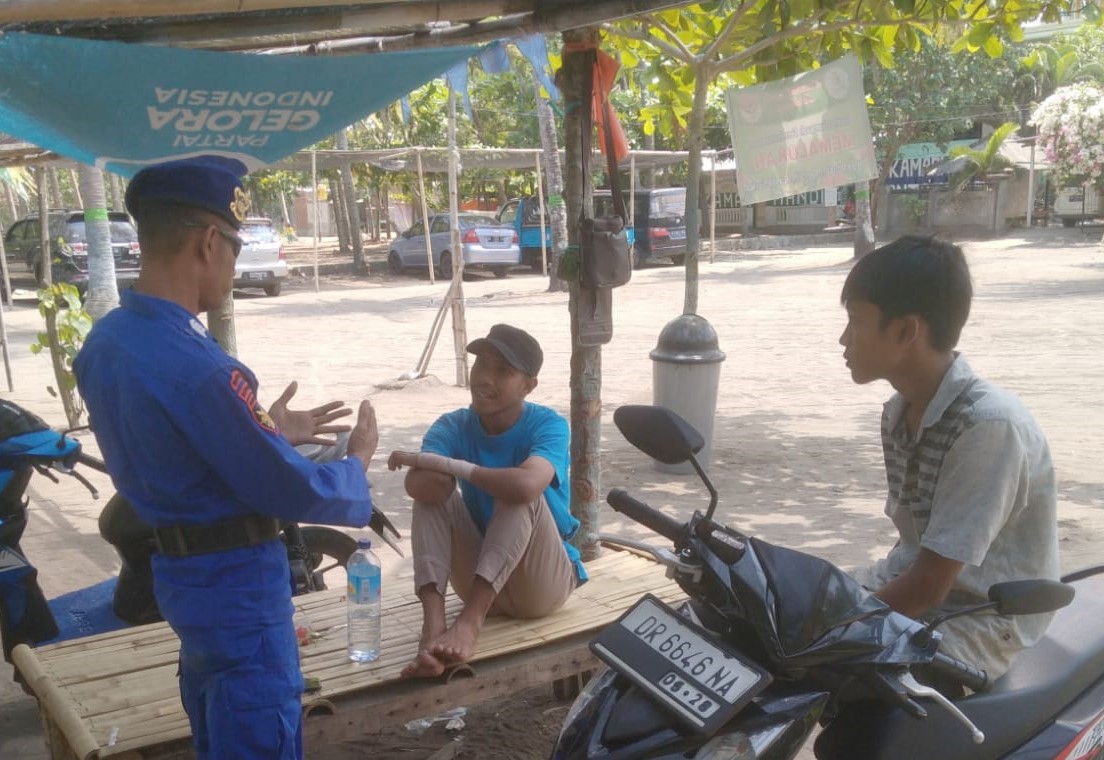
[[13, 550, 683, 760]]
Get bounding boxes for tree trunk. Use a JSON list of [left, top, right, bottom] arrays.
[[206, 295, 237, 357], [382, 184, 392, 239], [3, 184, 16, 230], [642, 131, 655, 188], [336, 129, 366, 273], [279, 191, 292, 236], [47, 168, 63, 208], [853, 180, 876, 258], [68, 169, 83, 208], [113, 173, 126, 211], [534, 71, 569, 293], [80, 165, 119, 319], [563, 27, 602, 562], [330, 177, 350, 253], [682, 71, 710, 316], [37, 168, 81, 427]]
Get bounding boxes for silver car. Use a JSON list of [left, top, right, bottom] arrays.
[[388, 213, 520, 279], [234, 217, 287, 297]]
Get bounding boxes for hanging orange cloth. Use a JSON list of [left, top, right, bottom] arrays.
[[593, 48, 629, 162]]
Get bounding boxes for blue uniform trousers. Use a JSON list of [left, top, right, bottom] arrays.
[[177, 619, 304, 759]]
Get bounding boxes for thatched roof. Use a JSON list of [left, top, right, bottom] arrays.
[[0, 1, 688, 54]]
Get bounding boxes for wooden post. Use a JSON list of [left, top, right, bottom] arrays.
[[563, 27, 602, 561], [534, 152, 548, 276], [311, 149, 320, 293], [709, 150, 717, 263], [416, 150, 435, 285], [446, 87, 468, 388]]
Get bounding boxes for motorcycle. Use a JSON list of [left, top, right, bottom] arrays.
[[0, 398, 401, 668], [552, 404, 1104, 760]]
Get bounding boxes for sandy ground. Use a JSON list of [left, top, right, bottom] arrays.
[[1, 226, 1102, 758]]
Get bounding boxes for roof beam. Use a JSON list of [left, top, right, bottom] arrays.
[[0, 0, 448, 25], [0, 0, 693, 52]]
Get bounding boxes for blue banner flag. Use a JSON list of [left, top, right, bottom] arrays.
[[0, 33, 480, 177]]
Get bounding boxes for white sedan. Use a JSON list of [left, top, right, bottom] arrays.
[[235, 217, 288, 297], [388, 213, 520, 279]]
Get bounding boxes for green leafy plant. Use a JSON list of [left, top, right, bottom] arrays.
[[899, 195, 929, 228], [29, 283, 91, 426], [947, 122, 1020, 193]]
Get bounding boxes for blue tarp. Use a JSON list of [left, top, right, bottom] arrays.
[[0, 33, 481, 176]]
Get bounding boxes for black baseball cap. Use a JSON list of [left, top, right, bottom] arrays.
[[467, 324, 543, 377], [125, 155, 251, 230]]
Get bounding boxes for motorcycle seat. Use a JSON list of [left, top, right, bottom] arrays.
[[824, 576, 1104, 760]]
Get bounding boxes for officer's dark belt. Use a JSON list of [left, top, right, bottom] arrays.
[[152, 515, 282, 558]]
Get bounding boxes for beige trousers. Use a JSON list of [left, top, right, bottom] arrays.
[[411, 491, 576, 618]]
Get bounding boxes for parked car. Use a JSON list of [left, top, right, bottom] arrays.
[[388, 213, 520, 279], [495, 196, 636, 272], [3, 209, 141, 292], [594, 186, 688, 267], [234, 217, 286, 297], [1053, 185, 1104, 227]]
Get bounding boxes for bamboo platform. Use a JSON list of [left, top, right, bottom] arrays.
[[13, 550, 683, 760]]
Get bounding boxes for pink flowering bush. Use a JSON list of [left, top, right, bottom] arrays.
[[1030, 83, 1104, 188]]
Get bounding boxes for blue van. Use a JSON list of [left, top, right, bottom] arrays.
[[497, 187, 687, 271]]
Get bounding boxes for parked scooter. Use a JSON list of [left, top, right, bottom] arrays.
[[552, 405, 1104, 760], [0, 398, 401, 666]]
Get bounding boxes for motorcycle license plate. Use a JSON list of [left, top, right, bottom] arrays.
[[590, 595, 771, 734]]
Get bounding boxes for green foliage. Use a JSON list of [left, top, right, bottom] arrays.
[[947, 121, 1020, 191], [606, 0, 1072, 149], [29, 283, 91, 415], [865, 38, 1021, 167], [899, 194, 929, 226]]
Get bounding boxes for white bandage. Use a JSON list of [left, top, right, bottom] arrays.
[[416, 452, 475, 481]]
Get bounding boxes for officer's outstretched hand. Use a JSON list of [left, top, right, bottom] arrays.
[[269, 381, 353, 446], [347, 401, 379, 472]]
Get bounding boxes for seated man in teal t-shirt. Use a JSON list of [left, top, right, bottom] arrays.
[[388, 324, 585, 678]]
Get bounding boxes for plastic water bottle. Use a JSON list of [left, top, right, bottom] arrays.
[[347, 538, 381, 662]]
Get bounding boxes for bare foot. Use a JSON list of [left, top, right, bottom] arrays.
[[427, 616, 481, 665], [401, 647, 447, 678]]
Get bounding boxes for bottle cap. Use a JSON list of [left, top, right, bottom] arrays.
[[357, 538, 372, 550]]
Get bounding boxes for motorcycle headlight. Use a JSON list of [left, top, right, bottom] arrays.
[[695, 720, 794, 760], [557, 667, 615, 742], [695, 731, 756, 759]]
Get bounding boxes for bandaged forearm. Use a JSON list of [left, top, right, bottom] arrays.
[[416, 452, 475, 481]]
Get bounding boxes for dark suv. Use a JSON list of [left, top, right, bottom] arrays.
[[594, 187, 688, 267], [4, 210, 141, 292]]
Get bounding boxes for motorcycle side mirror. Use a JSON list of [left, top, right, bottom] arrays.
[[988, 579, 1075, 616], [915, 578, 1075, 647], [613, 405, 704, 465]]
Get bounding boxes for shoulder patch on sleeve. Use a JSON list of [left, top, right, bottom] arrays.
[[229, 369, 280, 435]]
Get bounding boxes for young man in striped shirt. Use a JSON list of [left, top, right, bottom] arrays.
[[838, 235, 1058, 685]]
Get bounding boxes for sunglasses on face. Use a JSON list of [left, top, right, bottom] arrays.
[[180, 220, 243, 258]]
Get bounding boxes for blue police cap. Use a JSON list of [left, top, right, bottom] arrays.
[[125, 156, 250, 229]]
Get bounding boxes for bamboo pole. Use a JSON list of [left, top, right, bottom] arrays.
[[416, 150, 435, 285], [446, 87, 468, 388], [534, 153, 548, 276], [709, 149, 717, 263], [311, 149, 320, 293]]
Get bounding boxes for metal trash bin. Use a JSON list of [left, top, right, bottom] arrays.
[[650, 314, 726, 474]]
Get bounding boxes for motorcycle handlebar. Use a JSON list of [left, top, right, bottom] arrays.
[[606, 489, 684, 543], [927, 651, 990, 693], [75, 451, 109, 475]]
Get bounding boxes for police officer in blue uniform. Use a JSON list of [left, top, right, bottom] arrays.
[[74, 156, 379, 760]]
